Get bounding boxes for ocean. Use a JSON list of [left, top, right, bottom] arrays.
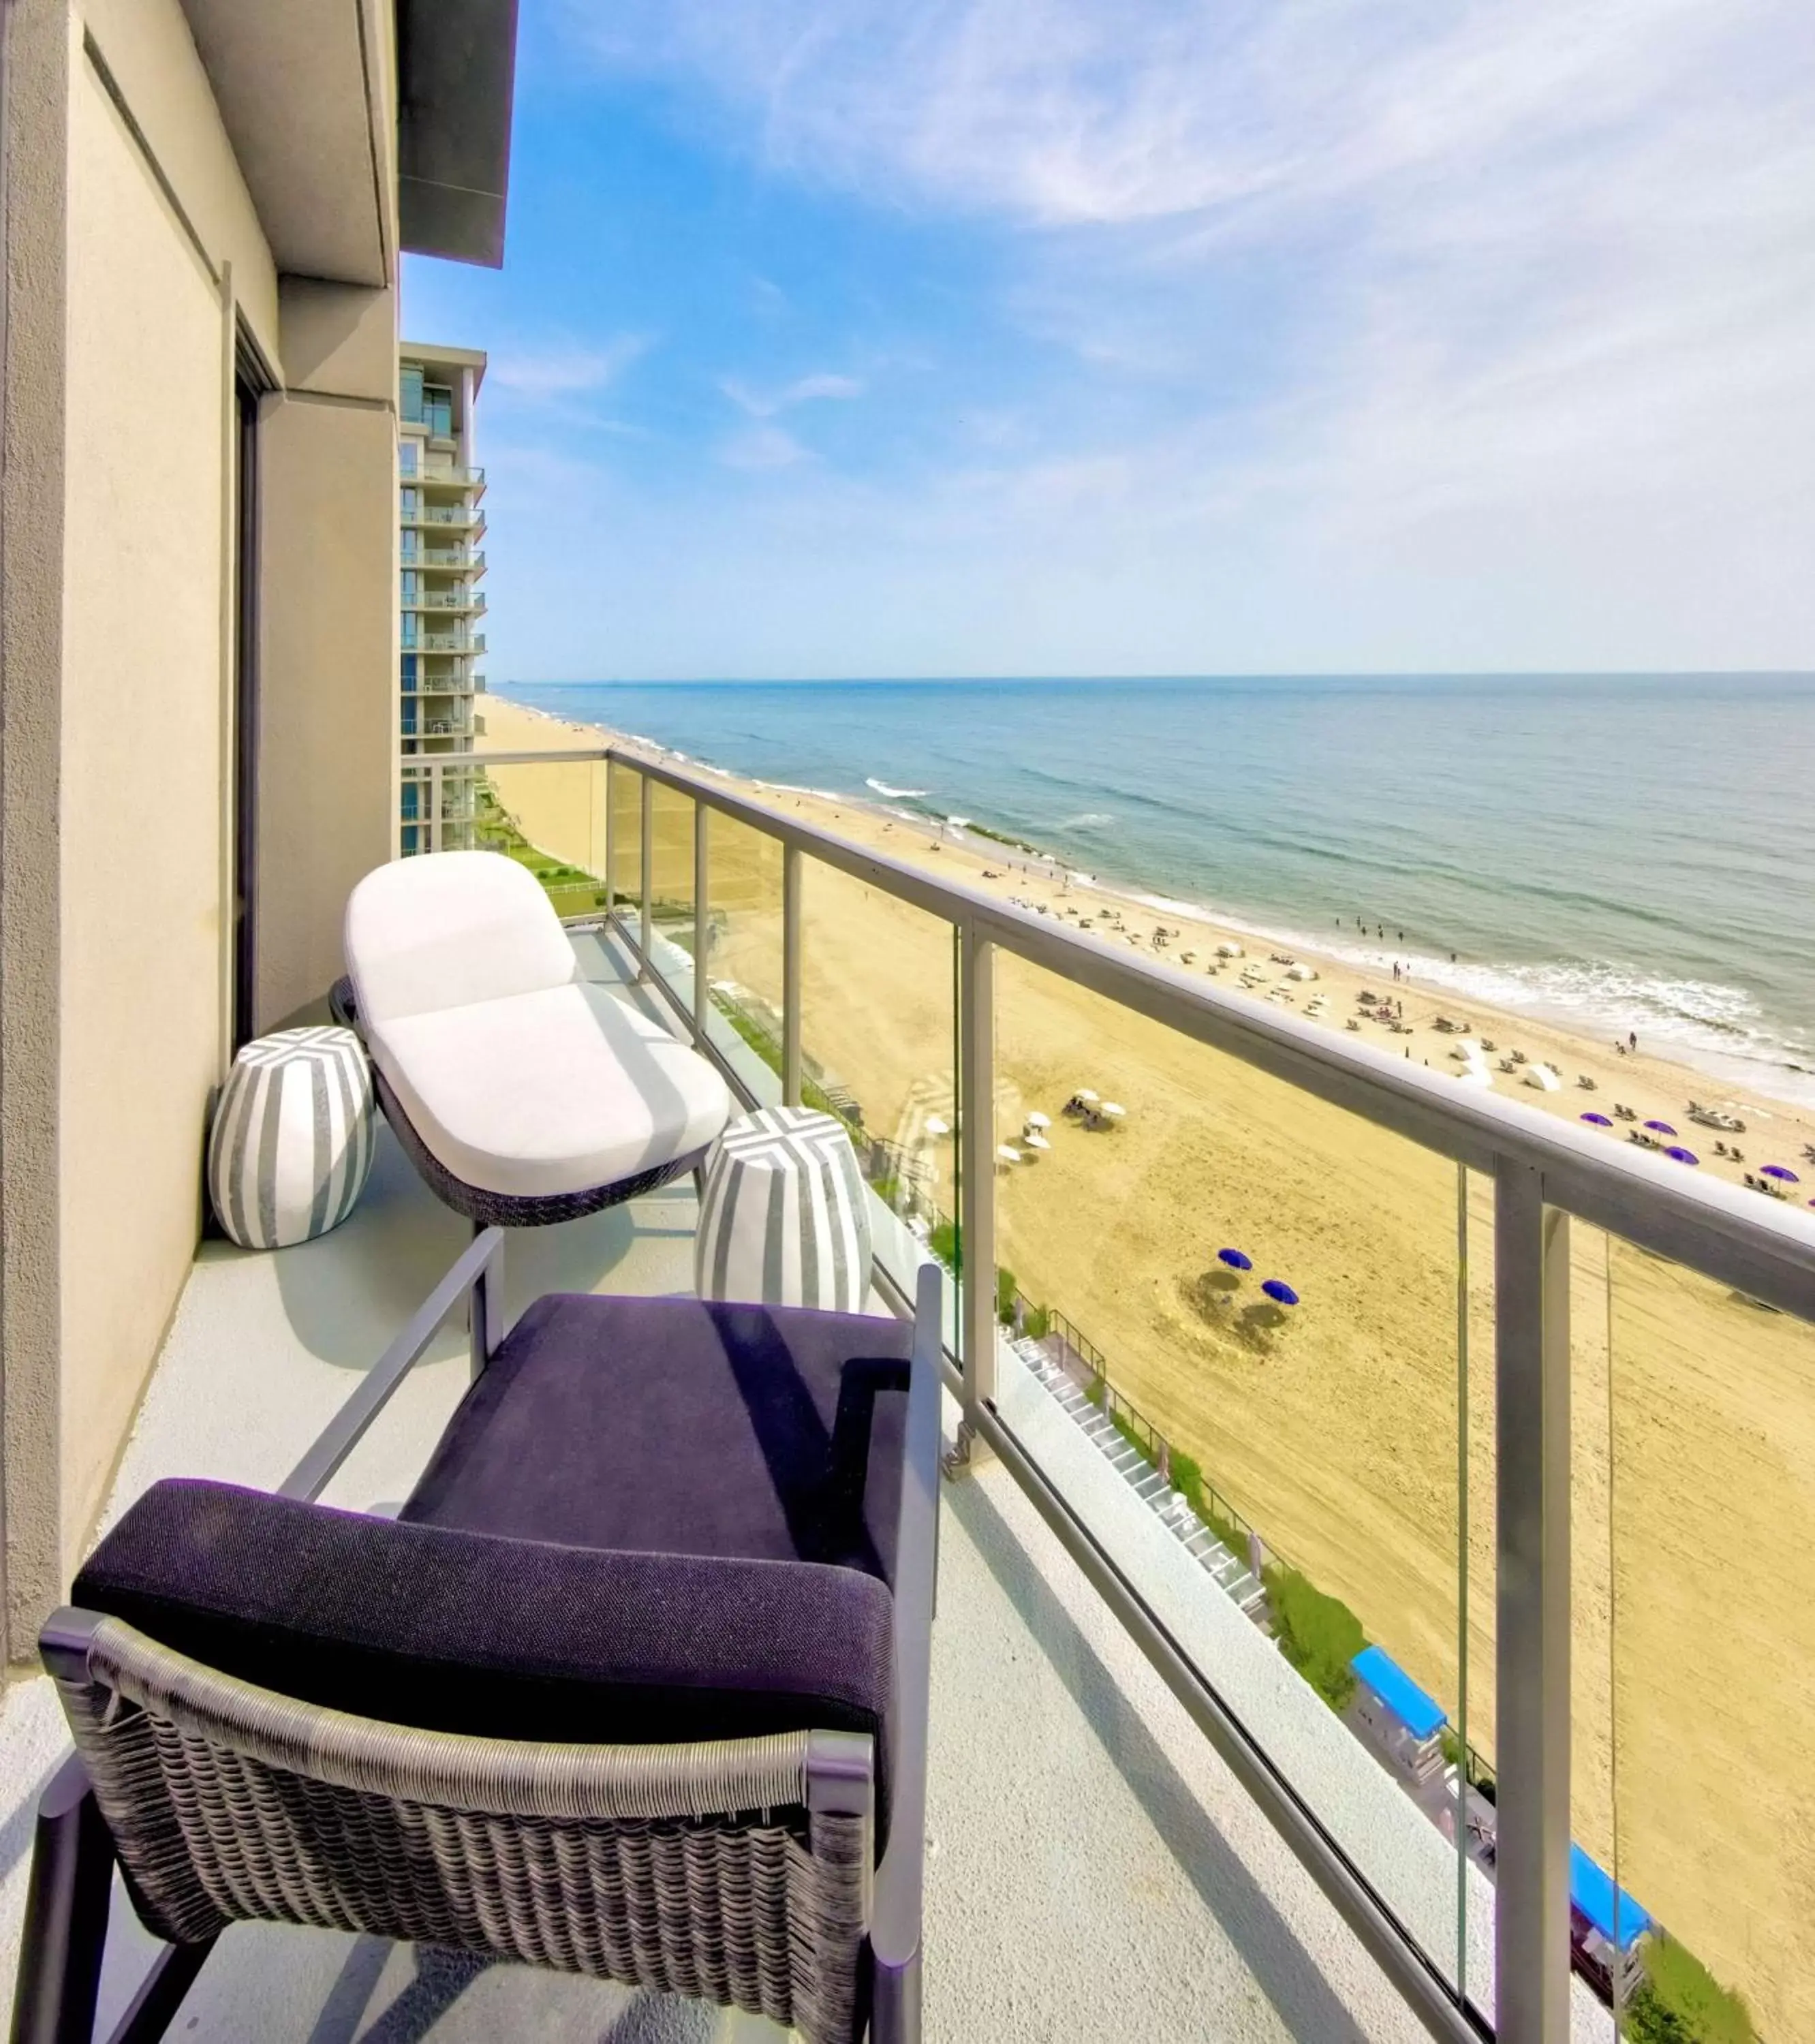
[[493, 675, 1815, 1107]]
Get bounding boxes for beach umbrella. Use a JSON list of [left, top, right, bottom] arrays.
[[1072, 1088, 1100, 1104], [1762, 1164, 1801, 1183], [1580, 1112, 1613, 1127], [1643, 1119, 1677, 1135], [1217, 1248, 1252, 1271], [1261, 1280, 1300, 1306], [1023, 1132, 1051, 1153], [995, 1145, 1022, 1166], [1664, 1147, 1698, 1166], [924, 1115, 950, 1139], [1100, 1102, 1126, 1121], [1024, 1111, 1051, 1130]]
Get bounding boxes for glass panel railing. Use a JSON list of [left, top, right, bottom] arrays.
[[702, 806, 786, 1109], [989, 946, 1489, 2011], [471, 757, 609, 920], [1572, 1226, 1815, 2041], [797, 855, 960, 1306], [607, 761, 642, 924], [645, 779, 697, 1004]]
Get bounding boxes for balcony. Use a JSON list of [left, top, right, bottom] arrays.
[[413, 630, 484, 654], [401, 589, 487, 615], [3, 750, 1808, 2044], [401, 506, 486, 535], [417, 465, 486, 497]]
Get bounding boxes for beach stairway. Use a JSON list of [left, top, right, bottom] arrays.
[[1012, 1336, 1268, 1620]]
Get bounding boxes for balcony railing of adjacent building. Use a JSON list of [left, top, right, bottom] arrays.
[[402, 589, 488, 614], [412, 630, 485, 653], [404, 546, 485, 572], [407, 743, 1815, 2044], [416, 465, 486, 493], [401, 506, 487, 534]]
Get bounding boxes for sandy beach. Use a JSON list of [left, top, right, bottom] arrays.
[[482, 694, 1815, 2033]]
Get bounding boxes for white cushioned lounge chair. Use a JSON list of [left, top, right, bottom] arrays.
[[336, 851, 731, 1226]]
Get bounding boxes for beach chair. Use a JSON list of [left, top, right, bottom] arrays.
[[334, 851, 732, 1226], [13, 1237, 943, 2044]]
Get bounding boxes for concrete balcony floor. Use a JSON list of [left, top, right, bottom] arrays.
[[0, 944, 1440, 2043]]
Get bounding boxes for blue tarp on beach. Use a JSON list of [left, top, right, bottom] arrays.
[[1570, 1844, 1651, 1950], [1350, 1645, 1446, 1739]]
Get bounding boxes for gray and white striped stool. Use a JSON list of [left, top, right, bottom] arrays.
[[694, 1106, 873, 1311], [207, 1027, 375, 1250]]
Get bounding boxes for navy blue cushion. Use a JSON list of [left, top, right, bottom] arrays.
[[74, 1479, 897, 1827], [71, 1295, 914, 1842], [401, 1294, 912, 1585]]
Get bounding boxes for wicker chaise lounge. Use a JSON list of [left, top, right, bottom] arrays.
[[336, 850, 732, 1226], [13, 1236, 942, 2044]]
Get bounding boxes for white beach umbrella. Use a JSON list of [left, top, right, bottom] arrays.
[[1522, 1066, 1562, 1093], [1023, 1132, 1051, 1154], [1073, 1087, 1100, 1104], [1024, 1111, 1052, 1130], [1217, 942, 1244, 958], [1100, 1102, 1127, 1122], [1286, 963, 1318, 982], [995, 1145, 1023, 1166], [924, 1115, 950, 1138]]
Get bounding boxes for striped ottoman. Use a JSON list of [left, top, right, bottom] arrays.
[[207, 1027, 375, 1250], [695, 1107, 873, 1311]]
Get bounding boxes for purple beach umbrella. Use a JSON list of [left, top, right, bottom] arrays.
[[1644, 1119, 1677, 1136], [1217, 1248, 1253, 1271], [1664, 1147, 1698, 1166], [1261, 1279, 1300, 1306], [1762, 1164, 1801, 1183], [1580, 1111, 1613, 1127]]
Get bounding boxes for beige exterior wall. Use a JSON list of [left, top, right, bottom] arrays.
[[255, 374, 398, 1032], [55, 48, 233, 1564], [0, 0, 400, 1650]]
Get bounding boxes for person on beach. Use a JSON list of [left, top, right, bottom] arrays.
[[1630, 1031, 1638, 1052]]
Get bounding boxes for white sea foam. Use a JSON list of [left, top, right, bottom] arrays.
[[866, 776, 931, 799], [1056, 811, 1113, 829]]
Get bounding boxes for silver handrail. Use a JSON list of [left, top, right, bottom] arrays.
[[429, 740, 1815, 2044]]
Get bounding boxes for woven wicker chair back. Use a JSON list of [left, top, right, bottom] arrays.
[[59, 1617, 870, 2043]]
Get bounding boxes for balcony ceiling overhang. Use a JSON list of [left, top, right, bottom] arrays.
[[396, 0, 519, 268], [177, 0, 394, 287], [176, 0, 518, 285]]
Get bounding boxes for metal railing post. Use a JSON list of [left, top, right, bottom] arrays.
[[638, 773, 653, 980], [694, 800, 710, 1039], [429, 761, 444, 854], [603, 758, 617, 931], [1494, 1159, 1571, 2043], [782, 844, 803, 1106], [958, 924, 997, 1430]]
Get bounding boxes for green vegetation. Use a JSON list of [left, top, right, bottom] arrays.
[[996, 1267, 1019, 1325], [1023, 1301, 1051, 1341], [1628, 1936, 1755, 2044], [1439, 1730, 1497, 1805], [929, 1218, 960, 1275], [1168, 1449, 1251, 1563], [1265, 1566, 1367, 1712]]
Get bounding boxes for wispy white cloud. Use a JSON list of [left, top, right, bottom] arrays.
[[489, 335, 652, 399], [541, 0, 1815, 670], [720, 423, 813, 469], [720, 371, 866, 416]]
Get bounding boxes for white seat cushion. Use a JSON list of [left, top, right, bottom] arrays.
[[346, 852, 579, 1025], [367, 981, 732, 1198]]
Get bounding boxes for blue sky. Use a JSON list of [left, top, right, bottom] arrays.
[[403, 0, 1815, 680]]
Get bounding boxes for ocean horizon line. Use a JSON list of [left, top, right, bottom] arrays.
[[494, 668, 1815, 688]]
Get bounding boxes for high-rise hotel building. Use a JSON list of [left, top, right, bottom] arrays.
[[399, 343, 487, 852]]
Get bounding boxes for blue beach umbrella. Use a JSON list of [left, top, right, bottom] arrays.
[[1664, 1147, 1698, 1166], [1762, 1164, 1801, 1183], [1261, 1279, 1299, 1306], [1217, 1248, 1252, 1271], [1643, 1119, 1677, 1136], [1579, 1112, 1612, 1127]]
